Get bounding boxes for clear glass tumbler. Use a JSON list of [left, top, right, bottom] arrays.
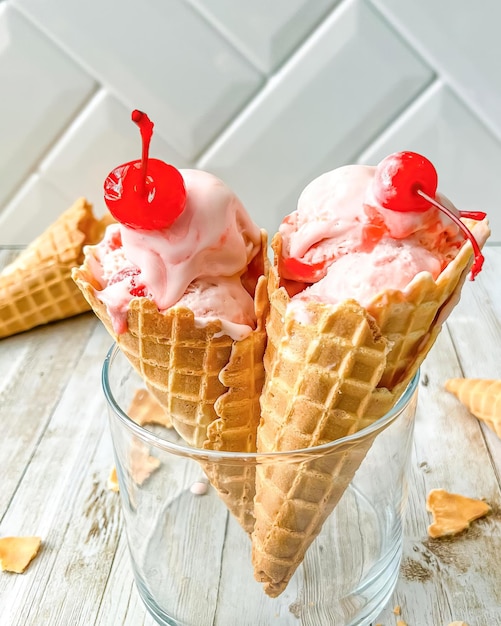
[[102, 344, 418, 626]]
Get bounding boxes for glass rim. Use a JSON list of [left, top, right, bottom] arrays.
[[102, 343, 419, 461]]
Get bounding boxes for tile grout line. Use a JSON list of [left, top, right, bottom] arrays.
[[0, 80, 102, 214], [366, 0, 501, 145], [184, 0, 349, 77], [194, 0, 357, 167], [352, 75, 441, 164]]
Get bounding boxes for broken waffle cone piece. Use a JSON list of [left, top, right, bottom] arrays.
[[0, 536, 42, 573], [130, 438, 161, 485], [128, 388, 173, 429], [445, 378, 501, 438], [107, 466, 120, 492], [0, 198, 113, 339], [426, 488, 491, 538], [73, 230, 269, 535], [252, 218, 490, 597]]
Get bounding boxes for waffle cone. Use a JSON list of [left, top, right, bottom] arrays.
[[365, 218, 491, 391], [252, 217, 490, 596], [0, 198, 112, 339], [72, 230, 269, 533], [445, 378, 501, 438]]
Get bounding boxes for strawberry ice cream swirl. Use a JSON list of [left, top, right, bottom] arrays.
[[279, 164, 471, 308], [89, 169, 262, 339]]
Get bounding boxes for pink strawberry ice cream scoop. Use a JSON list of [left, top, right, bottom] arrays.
[[87, 169, 262, 338], [279, 152, 487, 307]]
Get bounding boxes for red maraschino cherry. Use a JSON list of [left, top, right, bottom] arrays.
[[373, 151, 486, 280], [373, 151, 438, 212], [104, 110, 186, 230]]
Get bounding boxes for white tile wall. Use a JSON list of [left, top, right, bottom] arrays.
[[198, 0, 433, 237], [186, 0, 341, 73], [359, 80, 501, 219], [1, 0, 500, 245], [0, 3, 95, 210], [371, 0, 501, 141], [40, 90, 190, 218]]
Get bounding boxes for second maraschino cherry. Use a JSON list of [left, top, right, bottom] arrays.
[[104, 110, 186, 230], [373, 150, 485, 279], [373, 151, 438, 213]]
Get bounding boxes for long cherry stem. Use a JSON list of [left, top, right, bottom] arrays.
[[417, 189, 484, 280], [131, 110, 154, 196]]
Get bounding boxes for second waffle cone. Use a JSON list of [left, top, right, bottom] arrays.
[[253, 218, 490, 597]]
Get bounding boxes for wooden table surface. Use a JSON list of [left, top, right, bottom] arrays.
[[1, 246, 500, 626]]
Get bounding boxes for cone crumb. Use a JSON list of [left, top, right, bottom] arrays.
[[393, 605, 401, 614], [107, 466, 119, 492], [426, 488, 491, 538], [396, 621, 407, 626], [448, 622, 468, 626], [190, 480, 209, 495], [0, 536, 42, 573]]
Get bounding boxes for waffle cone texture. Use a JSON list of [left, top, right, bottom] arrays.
[[0, 198, 112, 339], [445, 378, 501, 438], [73, 230, 269, 533], [252, 217, 490, 596]]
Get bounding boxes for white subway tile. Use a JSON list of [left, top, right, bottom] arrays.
[[187, 0, 341, 73], [0, 175, 72, 246], [198, 0, 433, 238], [370, 0, 501, 140], [0, 4, 95, 210], [39, 90, 190, 217], [358, 81, 501, 242], [13, 0, 263, 160]]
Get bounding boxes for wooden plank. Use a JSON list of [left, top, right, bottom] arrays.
[[376, 323, 501, 623], [0, 249, 100, 520], [97, 455, 230, 625], [94, 532, 157, 626], [0, 248, 20, 269], [0, 315, 99, 516], [0, 249, 101, 518], [1, 246, 500, 625], [0, 322, 122, 625], [442, 245, 501, 480]]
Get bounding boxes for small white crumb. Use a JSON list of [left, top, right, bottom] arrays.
[[190, 481, 209, 495]]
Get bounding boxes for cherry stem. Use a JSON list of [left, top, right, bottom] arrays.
[[131, 110, 154, 197], [417, 189, 484, 280], [459, 210, 487, 220]]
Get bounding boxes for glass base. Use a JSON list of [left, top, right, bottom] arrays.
[[131, 484, 403, 626], [103, 346, 417, 626]]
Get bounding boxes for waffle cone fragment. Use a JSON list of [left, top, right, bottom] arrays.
[[73, 231, 269, 533], [0, 198, 112, 339], [253, 218, 490, 597], [445, 378, 501, 438]]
